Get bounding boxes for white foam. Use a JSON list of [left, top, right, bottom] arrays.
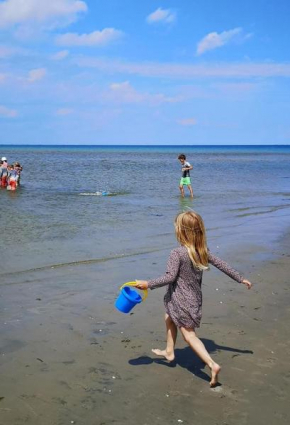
[[79, 192, 102, 196], [79, 191, 112, 196]]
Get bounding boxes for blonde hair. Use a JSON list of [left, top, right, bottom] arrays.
[[175, 211, 208, 270]]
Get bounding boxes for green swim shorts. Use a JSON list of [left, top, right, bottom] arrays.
[[180, 177, 191, 186]]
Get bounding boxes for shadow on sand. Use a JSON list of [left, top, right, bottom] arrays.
[[129, 338, 253, 385]]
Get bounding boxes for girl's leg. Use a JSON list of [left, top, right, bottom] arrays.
[[152, 314, 177, 361], [180, 327, 221, 387]]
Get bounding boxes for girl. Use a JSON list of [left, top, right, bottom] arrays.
[[7, 164, 18, 191], [136, 211, 252, 387]]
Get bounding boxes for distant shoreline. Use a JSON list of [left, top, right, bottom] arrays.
[[1, 144, 290, 147]]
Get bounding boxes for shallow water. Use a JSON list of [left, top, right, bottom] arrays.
[[0, 145, 290, 276]]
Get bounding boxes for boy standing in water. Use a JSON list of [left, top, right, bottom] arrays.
[[178, 154, 193, 198]]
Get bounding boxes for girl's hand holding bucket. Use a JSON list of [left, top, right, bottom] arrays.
[[115, 281, 148, 314], [135, 280, 149, 290]]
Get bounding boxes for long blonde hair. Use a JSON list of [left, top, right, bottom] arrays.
[[175, 211, 208, 270]]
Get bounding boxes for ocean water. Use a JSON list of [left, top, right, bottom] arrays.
[[0, 145, 290, 276]]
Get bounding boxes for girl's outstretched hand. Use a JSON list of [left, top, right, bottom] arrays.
[[135, 280, 149, 290], [242, 279, 252, 289]]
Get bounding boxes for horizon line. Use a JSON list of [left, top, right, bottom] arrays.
[[1, 144, 290, 147]]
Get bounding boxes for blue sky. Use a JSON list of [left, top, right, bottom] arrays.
[[0, 0, 289, 145]]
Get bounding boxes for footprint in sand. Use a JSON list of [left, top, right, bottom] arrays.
[[210, 385, 248, 403]]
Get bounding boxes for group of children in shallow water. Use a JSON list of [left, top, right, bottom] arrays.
[[0, 156, 22, 191]]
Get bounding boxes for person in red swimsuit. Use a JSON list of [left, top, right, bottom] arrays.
[[0, 158, 8, 188], [7, 164, 18, 191]]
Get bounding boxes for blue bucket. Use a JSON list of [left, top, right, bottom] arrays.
[[115, 286, 142, 314]]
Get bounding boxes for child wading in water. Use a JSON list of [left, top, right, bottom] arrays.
[[178, 154, 193, 198], [136, 211, 252, 387]]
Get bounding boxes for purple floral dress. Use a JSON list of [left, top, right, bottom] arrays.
[[148, 246, 244, 329]]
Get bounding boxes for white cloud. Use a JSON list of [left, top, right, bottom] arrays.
[[51, 50, 69, 60], [106, 81, 181, 105], [109, 81, 144, 103], [146, 7, 176, 24], [76, 57, 290, 79], [212, 82, 259, 94], [197, 27, 250, 55], [27, 68, 47, 82], [0, 105, 17, 117], [177, 118, 197, 126], [0, 44, 28, 58], [0, 0, 87, 28], [56, 108, 74, 115], [56, 28, 123, 46]]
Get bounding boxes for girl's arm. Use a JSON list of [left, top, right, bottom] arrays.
[[208, 251, 251, 288], [136, 249, 181, 290]]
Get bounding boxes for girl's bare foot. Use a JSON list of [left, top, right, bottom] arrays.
[[209, 362, 221, 387], [152, 348, 175, 362]]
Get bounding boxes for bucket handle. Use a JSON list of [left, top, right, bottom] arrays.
[[120, 281, 148, 302]]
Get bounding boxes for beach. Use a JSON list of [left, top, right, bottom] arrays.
[[1, 231, 290, 425], [1, 145, 290, 424]]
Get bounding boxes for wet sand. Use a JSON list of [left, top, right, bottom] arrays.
[[1, 235, 290, 425]]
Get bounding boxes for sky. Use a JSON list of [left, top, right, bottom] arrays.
[[0, 0, 290, 145]]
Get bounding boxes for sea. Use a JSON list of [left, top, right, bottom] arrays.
[[0, 145, 290, 277]]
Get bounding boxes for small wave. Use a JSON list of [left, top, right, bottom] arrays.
[[79, 190, 129, 197], [0, 246, 173, 282], [79, 192, 103, 196], [236, 204, 290, 218], [79, 191, 115, 196]]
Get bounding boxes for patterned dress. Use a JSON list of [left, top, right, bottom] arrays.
[[148, 246, 244, 329]]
